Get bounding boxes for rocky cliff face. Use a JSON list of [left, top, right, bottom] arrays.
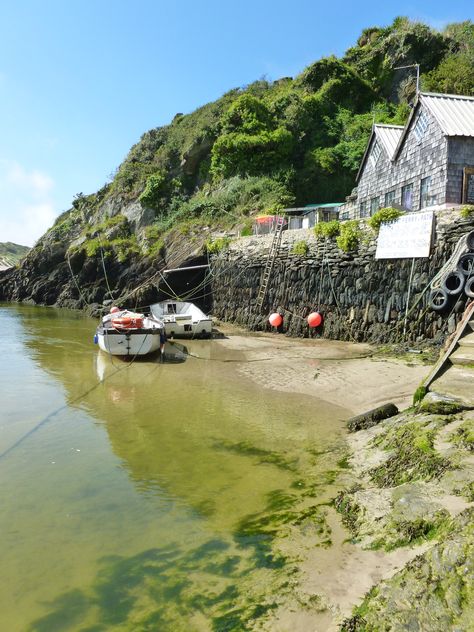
[[0, 208, 209, 315]]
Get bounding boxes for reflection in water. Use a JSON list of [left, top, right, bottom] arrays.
[[0, 304, 349, 631]]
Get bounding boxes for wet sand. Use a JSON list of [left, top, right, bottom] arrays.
[[215, 325, 429, 416]]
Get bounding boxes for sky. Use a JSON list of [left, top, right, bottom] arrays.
[[0, 0, 472, 246]]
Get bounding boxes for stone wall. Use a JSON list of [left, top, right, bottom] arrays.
[[210, 212, 474, 345]]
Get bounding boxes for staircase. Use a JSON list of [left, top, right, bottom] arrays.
[[255, 218, 285, 312], [427, 303, 474, 406]]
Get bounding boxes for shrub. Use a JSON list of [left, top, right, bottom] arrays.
[[314, 220, 340, 239], [112, 237, 140, 263], [336, 220, 361, 252], [138, 172, 167, 209], [460, 205, 474, 218], [206, 237, 232, 254], [291, 240, 309, 255], [368, 207, 403, 232]]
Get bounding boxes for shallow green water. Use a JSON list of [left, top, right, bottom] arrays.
[[0, 304, 349, 631]]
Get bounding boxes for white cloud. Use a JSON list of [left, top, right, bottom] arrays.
[[0, 161, 57, 246]]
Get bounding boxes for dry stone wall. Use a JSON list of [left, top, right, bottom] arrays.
[[210, 213, 474, 345]]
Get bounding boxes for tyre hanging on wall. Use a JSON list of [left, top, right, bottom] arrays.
[[466, 231, 474, 251], [429, 288, 449, 311], [442, 271, 465, 295], [457, 253, 474, 276], [465, 276, 474, 299]]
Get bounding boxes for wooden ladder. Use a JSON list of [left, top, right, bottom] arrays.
[[423, 300, 474, 390], [256, 218, 285, 312]]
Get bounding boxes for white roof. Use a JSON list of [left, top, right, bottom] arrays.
[[375, 124, 404, 158], [421, 92, 474, 137]]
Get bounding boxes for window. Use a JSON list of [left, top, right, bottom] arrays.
[[359, 201, 368, 218], [420, 176, 432, 209], [340, 211, 349, 220], [384, 190, 395, 207], [401, 183, 414, 210], [370, 139, 381, 166], [370, 197, 379, 216], [413, 111, 428, 142]]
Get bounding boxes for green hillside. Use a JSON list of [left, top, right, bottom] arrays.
[[14, 17, 474, 275], [0, 242, 30, 268]]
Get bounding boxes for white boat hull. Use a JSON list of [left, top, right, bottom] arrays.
[[164, 319, 213, 338], [98, 329, 162, 356], [150, 301, 213, 338], [96, 310, 164, 357]]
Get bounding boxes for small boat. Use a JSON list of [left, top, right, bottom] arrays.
[[150, 300, 212, 338], [95, 307, 165, 356]]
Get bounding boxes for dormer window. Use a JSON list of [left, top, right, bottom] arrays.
[[370, 139, 381, 166], [413, 111, 428, 142]]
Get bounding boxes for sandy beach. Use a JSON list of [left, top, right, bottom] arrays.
[[214, 324, 430, 416]]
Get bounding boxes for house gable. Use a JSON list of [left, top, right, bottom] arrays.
[[356, 124, 403, 183]]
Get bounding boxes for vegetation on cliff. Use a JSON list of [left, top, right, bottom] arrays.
[[49, 17, 474, 255], [1, 17, 473, 307]]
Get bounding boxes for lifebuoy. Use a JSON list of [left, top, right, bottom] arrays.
[[112, 316, 144, 330]]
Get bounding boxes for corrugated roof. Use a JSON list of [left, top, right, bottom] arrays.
[[392, 92, 474, 160], [304, 203, 343, 208], [375, 124, 404, 158], [421, 92, 474, 137]]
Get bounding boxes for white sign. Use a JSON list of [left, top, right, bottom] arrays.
[[375, 211, 434, 259]]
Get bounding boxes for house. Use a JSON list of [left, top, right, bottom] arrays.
[[285, 203, 342, 230], [340, 92, 474, 219]]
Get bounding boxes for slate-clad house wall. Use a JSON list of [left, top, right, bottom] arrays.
[[341, 92, 474, 219], [447, 137, 474, 203], [390, 106, 448, 211]]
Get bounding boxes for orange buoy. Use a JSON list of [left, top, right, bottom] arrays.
[[307, 312, 322, 327], [269, 313, 283, 327], [110, 306, 120, 314]]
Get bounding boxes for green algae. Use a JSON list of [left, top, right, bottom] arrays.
[[213, 439, 299, 471], [451, 419, 474, 452], [370, 420, 451, 487], [340, 509, 474, 632]]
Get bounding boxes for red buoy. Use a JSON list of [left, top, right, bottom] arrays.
[[307, 312, 322, 327], [269, 313, 283, 327], [110, 306, 120, 314]]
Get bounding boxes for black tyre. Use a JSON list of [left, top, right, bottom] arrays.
[[466, 231, 474, 251], [457, 253, 474, 276], [442, 271, 465, 295], [429, 288, 449, 311], [465, 276, 474, 299]]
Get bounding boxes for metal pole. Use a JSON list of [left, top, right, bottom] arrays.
[[403, 257, 416, 338]]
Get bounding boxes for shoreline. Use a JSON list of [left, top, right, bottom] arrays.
[[210, 326, 437, 630]]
